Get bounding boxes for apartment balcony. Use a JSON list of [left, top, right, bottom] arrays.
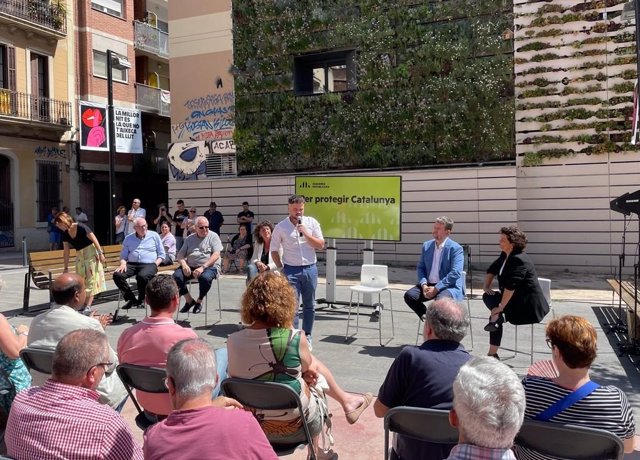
[[134, 21, 168, 59], [0, 0, 67, 38], [136, 84, 170, 117], [0, 89, 72, 126]]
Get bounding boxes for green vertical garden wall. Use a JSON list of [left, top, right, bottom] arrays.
[[232, 0, 515, 174]]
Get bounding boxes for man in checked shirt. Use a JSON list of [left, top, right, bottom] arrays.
[[6, 329, 142, 459]]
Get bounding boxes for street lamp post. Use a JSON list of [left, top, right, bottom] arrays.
[[106, 49, 131, 244]]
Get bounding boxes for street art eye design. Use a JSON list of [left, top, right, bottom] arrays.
[[168, 141, 207, 181]]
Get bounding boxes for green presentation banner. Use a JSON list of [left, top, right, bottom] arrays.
[[295, 176, 402, 241]]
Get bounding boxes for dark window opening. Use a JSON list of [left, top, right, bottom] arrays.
[[294, 49, 357, 95], [37, 161, 61, 222]]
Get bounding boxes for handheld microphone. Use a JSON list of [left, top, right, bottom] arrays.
[[297, 216, 303, 237]]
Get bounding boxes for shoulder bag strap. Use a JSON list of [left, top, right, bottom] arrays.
[[534, 380, 600, 421]]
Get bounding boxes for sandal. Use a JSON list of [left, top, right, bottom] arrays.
[[345, 392, 373, 424]]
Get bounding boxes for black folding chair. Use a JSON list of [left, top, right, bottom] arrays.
[[19, 347, 55, 375], [116, 363, 168, 430], [383, 406, 458, 460], [221, 377, 317, 460], [515, 419, 624, 460]]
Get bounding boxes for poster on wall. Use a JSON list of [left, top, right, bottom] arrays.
[[114, 107, 143, 154], [295, 176, 402, 241], [79, 101, 108, 151]]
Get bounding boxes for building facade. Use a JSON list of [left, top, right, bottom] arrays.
[[75, 0, 171, 244], [0, 0, 74, 249]]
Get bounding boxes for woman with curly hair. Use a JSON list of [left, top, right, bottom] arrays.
[[227, 272, 372, 459], [247, 220, 282, 283], [482, 226, 549, 359]]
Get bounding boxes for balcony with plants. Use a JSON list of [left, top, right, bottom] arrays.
[[0, 0, 66, 37], [0, 89, 72, 126]]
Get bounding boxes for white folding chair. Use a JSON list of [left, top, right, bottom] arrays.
[[512, 277, 555, 364], [416, 271, 473, 350], [345, 264, 394, 346]]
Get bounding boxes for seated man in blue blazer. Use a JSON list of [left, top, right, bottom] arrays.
[[405, 216, 465, 318]]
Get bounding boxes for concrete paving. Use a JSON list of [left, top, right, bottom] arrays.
[[1, 252, 639, 458]]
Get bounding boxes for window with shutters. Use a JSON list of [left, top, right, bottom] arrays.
[[91, 0, 123, 18], [93, 50, 128, 83], [30, 53, 50, 121], [36, 161, 61, 223], [0, 45, 16, 116]]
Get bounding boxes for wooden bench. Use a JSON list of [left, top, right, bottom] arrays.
[[23, 245, 179, 312], [607, 278, 640, 339]]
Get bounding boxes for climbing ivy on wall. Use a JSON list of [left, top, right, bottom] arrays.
[[232, 0, 514, 174]]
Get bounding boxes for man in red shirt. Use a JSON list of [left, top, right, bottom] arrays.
[[117, 275, 199, 420], [144, 338, 277, 460]]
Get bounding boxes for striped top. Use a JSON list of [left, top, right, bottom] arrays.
[[513, 376, 635, 460]]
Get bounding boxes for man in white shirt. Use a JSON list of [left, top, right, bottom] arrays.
[[75, 207, 89, 224], [27, 273, 128, 410], [404, 216, 465, 319], [271, 195, 324, 345], [126, 198, 146, 236]]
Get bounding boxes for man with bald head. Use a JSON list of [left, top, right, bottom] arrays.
[[173, 216, 222, 314], [113, 216, 165, 310], [7, 329, 142, 459], [374, 298, 472, 460], [144, 338, 274, 460], [27, 273, 127, 410]]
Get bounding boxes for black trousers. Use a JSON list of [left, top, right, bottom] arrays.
[[404, 283, 437, 319], [483, 291, 505, 346], [113, 262, 158, 303]]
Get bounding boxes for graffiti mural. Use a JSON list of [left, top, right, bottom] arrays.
[[167, 141, 208, 180], [171, 91, 235, 141], [167, 139, 237, 181]]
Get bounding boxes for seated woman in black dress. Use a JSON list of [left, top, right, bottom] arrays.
[[482, 225, 549, 359]]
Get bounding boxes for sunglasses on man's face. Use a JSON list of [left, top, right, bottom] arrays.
[[198, 226, 209, 230]]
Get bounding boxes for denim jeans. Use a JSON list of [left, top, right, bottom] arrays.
[[246, 263, 259, 283], [283, 263, 318, 336], [173, 266, 218, 300]]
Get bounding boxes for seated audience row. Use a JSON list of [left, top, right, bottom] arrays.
[[375, 297, 636, 459]]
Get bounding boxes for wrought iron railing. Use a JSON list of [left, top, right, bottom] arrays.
[[0, 89, 72, 125], [0, 0, 67, 34], [136, 84, 170, 117], [134, 21, 169, 58]]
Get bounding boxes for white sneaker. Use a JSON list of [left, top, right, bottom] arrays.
[[307, 336, 313, 352]]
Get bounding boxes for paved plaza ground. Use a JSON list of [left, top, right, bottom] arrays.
[[1, 251, 639, 458]]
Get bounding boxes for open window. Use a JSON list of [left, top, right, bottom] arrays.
[[294, 49, 357, 95]]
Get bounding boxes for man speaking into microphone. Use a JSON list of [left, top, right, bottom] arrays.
[[271, 195, 325, 348]]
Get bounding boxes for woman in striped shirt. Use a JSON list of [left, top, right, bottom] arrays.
[[514, 315, 635, 459]]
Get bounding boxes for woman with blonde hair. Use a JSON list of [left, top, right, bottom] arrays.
[[54, 212, 107, 310], [514, 315, 635, 458], [227, 272, 372, 459]]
